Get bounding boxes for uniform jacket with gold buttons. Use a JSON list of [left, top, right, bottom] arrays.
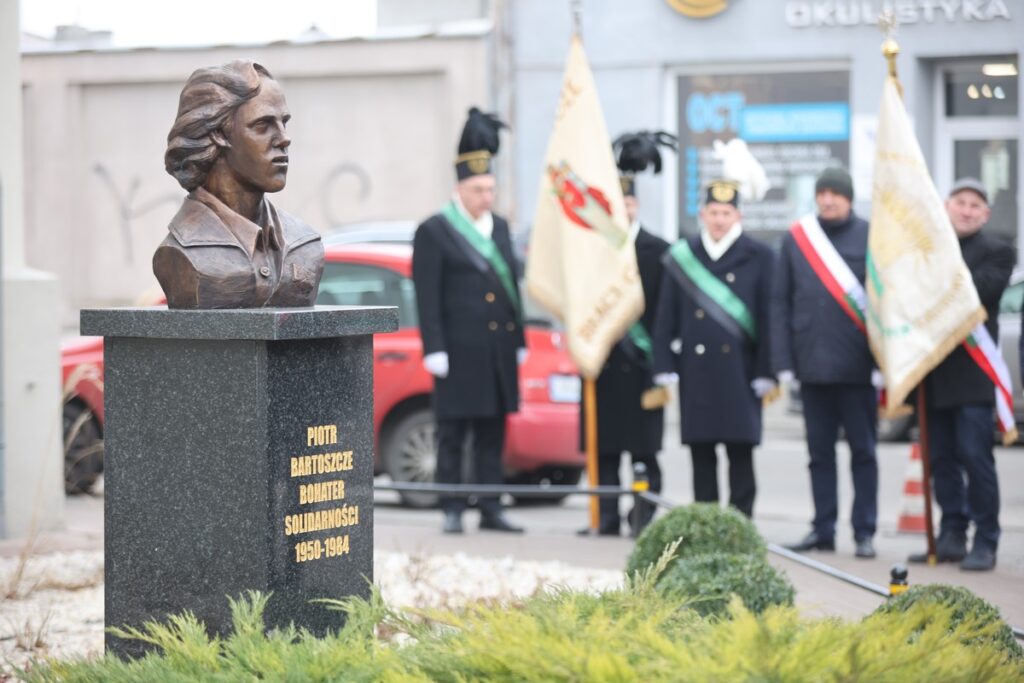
[[153, 190, 324, 309], [412, 212, 525, 419], [653, 233, 773, 445]]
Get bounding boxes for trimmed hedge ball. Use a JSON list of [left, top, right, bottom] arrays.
[[625, 503, 765, 577], [874, 584, 1022, 659], [656, 552, 795, 616]]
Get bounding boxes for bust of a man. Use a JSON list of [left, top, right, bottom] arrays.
[[154, 60, 324, 309]]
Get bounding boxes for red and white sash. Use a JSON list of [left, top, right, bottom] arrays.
[[790, 215, 867, 333], [963, 324, 1018, 445]]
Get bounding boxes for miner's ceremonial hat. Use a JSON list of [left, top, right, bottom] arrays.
[[612, 130, 678, 197], [455, 107, 507, 180]]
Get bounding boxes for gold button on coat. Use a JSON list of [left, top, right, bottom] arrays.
[[488, 321, 498, 331], [725, 272, 736, 283], [506, 322, 516, 331], [695, 344, 706, 355], [485, 292, 496, 302], [695, 309, 705, 319]]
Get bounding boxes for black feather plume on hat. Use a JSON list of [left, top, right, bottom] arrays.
[[455, 107, 507, 179], [612, 131, 678, 175]]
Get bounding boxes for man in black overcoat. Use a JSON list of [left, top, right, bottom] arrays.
[[411, 108, 525, 534], [652, 180, 774, 518], [909, 178, 1015, 571], [580, 131, 674, 536], [771, 167, 879, 559]]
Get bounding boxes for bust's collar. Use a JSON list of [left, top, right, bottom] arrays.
[[168, 189, 279, 255]]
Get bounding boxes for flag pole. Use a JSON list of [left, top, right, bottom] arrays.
[[880, 10, 936, 563], [569, 0, 600, 533], [584, 377, 600, 530]]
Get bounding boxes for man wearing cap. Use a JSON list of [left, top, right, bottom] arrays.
[[652, 180, 774, 518], [581, 131, 673, 536], [412, 108, 525, 535], [771, 167, 880, 558], [908, 178, 1015, 571]]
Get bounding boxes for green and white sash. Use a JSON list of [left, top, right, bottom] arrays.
[[663, 239, 757, 342], [441, 201, 520, 315]]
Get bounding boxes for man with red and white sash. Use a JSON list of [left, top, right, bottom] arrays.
[[771, 167, 880, 559], [908, 178, 1015, 572], [652, 180, 774, 518]]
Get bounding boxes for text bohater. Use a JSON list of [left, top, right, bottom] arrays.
[[284, 504, 360, 536]]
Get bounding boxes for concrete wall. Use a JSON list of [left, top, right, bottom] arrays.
[[22, 33, 491, 327], [510, 0, 1022, 242]]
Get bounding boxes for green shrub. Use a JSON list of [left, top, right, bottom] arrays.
[[656, 552, 795, 616], [625, 503, 765, 577], [23, 589, 1024, 682], [874, 584, 1023, 660]]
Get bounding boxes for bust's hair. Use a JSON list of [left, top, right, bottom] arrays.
[[164, 60, 274, 191]]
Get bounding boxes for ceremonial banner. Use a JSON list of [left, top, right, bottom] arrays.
[[866, 77, 986, 409], [526, 37, 643, 379]]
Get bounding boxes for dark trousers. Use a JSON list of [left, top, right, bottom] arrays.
[[927, 404, 1001, 548], [598, 451, 661, 527], [689, 442, 756, 518], [800, 383, 878, 541], [435, 416, 505, 516]]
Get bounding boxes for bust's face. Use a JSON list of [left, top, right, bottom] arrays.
[[221, 77, 291, 193]]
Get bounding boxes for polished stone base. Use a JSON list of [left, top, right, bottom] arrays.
[[81, 306, 397, 658]]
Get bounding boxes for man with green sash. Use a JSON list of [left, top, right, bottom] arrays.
[[579, 131, 673, 536], [652, 180, 774, 518], [412, 108, 526, 535]]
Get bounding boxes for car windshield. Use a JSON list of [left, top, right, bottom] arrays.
[[316, 261, 562, 331]]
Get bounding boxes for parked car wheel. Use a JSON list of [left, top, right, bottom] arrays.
[[63, 401, 103, 495], [383, 409, 440, 509], [510, 466, 583, 505]]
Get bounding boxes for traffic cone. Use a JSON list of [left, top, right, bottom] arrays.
[[897, 443, 927, 534]]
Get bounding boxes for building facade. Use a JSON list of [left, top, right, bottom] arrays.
[[509, 0, 1021, 253]]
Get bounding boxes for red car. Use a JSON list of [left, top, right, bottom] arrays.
[[61, 242, 586, 505]]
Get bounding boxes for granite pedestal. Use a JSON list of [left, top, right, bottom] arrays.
[[80, 306, 398, 658]]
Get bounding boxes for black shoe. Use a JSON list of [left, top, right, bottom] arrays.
[[960, 544, 996, 571], [785, 531, 835, 552], [442, 511, 464, 534], [908, 530, 967, 564], [854, 537, 876, 559], [480, 512, 524, 533]]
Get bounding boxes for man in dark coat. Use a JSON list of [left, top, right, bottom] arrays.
[[412, 108, 525, 535], [652, 180, 774, 518], [771, 167, 879, 558], [909, 178, 1015, 571], [580, 131, 674, 536]]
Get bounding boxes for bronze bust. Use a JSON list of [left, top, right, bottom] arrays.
[[155, 60, 324, 309]]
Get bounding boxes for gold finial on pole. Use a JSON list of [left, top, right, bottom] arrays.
[[878, 10, 903, 97]]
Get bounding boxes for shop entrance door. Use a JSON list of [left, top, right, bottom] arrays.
[[934, 58, 1019, 249]]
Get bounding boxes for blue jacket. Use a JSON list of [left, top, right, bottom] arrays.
[[770, 212, 874, 385]]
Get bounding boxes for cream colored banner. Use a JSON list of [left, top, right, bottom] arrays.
[[525, 37, 644, 379], [867, 77, 985, 409]]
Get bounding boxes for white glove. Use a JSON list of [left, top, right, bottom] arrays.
[[871, 369, 885, 389], [653, 373, 679, 387], [517, 348, 528, 365], [751, 377, 777, 398], [423, 351, 449, 378], [777, 370, 799, 391]]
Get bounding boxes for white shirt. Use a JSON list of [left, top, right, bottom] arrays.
[[628, 219, 641, 243], [452, 192, 493, 239], [700, 221, 743, 262]]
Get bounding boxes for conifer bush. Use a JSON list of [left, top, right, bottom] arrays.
[[21, 589, 1024, 682], [655, 552, 795, 616], [625, 503, 765, 577], [874, 584, 1023, 660]]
